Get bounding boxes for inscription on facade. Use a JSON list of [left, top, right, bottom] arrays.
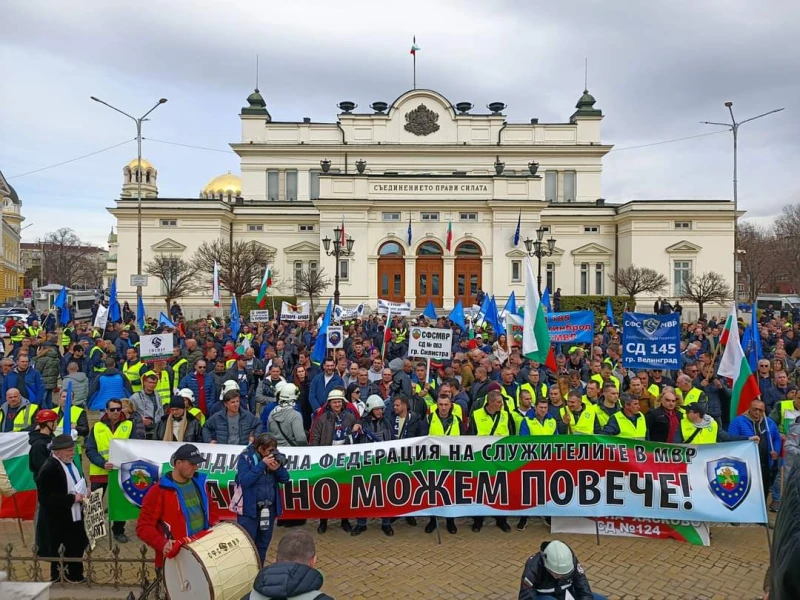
[[371, 183, 490, 193]]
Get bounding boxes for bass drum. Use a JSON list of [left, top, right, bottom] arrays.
[[164, 522, 260, 600]]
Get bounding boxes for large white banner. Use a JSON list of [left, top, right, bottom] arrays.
[[333, 303, 365, 320], [408, 326, 453, 360], [280, 302, 310, 321], [377, 299, 411, 316]]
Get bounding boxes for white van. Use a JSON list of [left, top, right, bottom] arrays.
[[755, 294, 800, 314]]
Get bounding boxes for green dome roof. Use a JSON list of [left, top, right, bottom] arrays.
[[242, 88, 271, 119]]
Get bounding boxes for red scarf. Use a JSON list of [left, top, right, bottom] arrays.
[[197, 374, 207, 413], [665, 409, 679, 443]]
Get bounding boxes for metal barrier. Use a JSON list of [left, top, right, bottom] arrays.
[[3, 542, 166, 599]]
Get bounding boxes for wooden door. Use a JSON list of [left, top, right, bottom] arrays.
[[455, 258, 482, 307], [416, 257, 443, 308], [378, 257, 405, 303]]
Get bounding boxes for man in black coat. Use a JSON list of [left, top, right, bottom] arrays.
[[35, 434, 89, 582], [518, 540, 605, 600]]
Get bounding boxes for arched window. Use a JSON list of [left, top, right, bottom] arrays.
[[146, 171, 151, 183], [455, 241, 481, 256], [379, 242, 404, 256], [417, 241, 443, 256]]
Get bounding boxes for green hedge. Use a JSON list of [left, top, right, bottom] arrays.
[[238, 295, 298, 319], [556, 295, 629, 327]]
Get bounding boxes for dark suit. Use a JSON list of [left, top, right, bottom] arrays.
[[36, 456, 89, 581]]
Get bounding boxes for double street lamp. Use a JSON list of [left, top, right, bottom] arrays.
[[322, 226, 355, 307], [524, 226, 557, 295], [90, 95, 168, 300]]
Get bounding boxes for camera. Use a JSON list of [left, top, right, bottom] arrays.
[[269, 449, 288, 468]]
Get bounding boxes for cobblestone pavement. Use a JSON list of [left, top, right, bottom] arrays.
[[0, 517, 770, 599]]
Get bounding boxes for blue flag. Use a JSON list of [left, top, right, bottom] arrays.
[[513, 210, 521, 246], [502, 291, 517, 316], [312, 298, 333, 365], [54, 285, 68, 309], [542, 286, 552, 314], [606, 297, 615, 326], [137, 294, 146, 332], [486, 296, 506, 335], [407, 215, 413, 246], [108, 278, 121, 323], [447, 300, 466, 330], [63, 379, 73, 436], [229, 298, 241, 340], [59, 305, 71, 326], [158, 312, 175, 328], [423, 299, 438, 320], [749, 306, 763, 373], [479, 293, 491, 320]]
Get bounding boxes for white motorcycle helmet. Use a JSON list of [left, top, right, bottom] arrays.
[[542, 540, 574, 577], [278, 383, 299, 406], [220, 379, 239, 401], [365, 394, 385, 413]]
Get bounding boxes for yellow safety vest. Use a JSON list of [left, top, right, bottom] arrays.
[[647, 383, 661, 398], [680, 418, 718, 444], [591, 373, 620, 392], [613, 412, 647, 440], [595, 405, 618, 428], [0, 403, 39, 431], [61, 327, 73, 348], [53, 405, 86, 453], [427, 412, 461, 436], [90, 346, 106, 373], [9, 325, 24, 343], [154, 371, 172, 405], [122, 361, 144, 393], [89, 420, 134, 476], [172, 358, 188, 382], [27, 326, 42, 338], [472, 407, 511, 436], [681, 388, 703, 406], [521, 382, 548, 403], [570, 406, 597, 435], [581, 394, 601, 406], [521, 416, 557, 436], [188, 406, 206, 426], [225, 358, 236, 369], [777, 400, 800, 434]]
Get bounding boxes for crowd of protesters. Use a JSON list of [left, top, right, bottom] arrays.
[[3, 295, 799, 573]]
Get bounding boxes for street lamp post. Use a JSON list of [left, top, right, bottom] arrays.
[[322, 226, 354, 307], [523, 226, 557, 295], [702, 102, 784, 288], [90, 96, 167, 302]]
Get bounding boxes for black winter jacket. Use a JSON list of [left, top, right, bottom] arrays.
[[248, 561, 334, 600], [519, 541, 594, 600], [28, 429, 53, 481], [154, 412, 203, 443]]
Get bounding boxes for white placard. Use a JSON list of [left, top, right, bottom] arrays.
[[140, 333, 174, 361], [333, 303, 365, 320], [83, 487, 107, 551], [550, 516, 710, 546], [326, 325, 344, 349], [408, 326, 453, 360], [130, 274, 149, 287], [280, 302, 310, 321], [377, 299, 411, 316], [249, 310, 270, 322]]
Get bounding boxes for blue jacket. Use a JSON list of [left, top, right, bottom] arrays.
[[693, 376, 731, 419], [235, 445, 290, 519], [178, 373, 217, 412], [87, 369, 132, 411], [2, 368, 46, 404], [202, 408, 261, 445], [308, 372, 344, 412], [728, 414, 782, 468]]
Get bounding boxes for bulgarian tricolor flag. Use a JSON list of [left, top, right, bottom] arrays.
[[256, 262, 272, 309], [0, 432, 37, 519], [410, 37, 420, 55], [446, 221, 453, 251], [718, 303, 761, 422], [522, 256, 551, 362]]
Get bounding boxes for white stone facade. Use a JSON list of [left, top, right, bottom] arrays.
[[108, 88, 735, 321]]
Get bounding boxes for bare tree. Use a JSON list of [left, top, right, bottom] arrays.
[[737, 222, 782, 302], [293, 267, 331, 316], [191, 239, 281, 303], [41, 228, 99, 287], [145, 254, 199, 308], [610, 265, 669, 300], [773, 203, 800, 293], [680, 271, 732, 316]]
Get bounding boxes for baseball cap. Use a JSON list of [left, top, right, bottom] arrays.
[[172, 443, 203, 465]]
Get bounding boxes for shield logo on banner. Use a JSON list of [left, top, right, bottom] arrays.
[[328, 330, 342, 347], [119, 459, 160, 507], [642, 318, 660, 336], [706, 457, 751, 510]]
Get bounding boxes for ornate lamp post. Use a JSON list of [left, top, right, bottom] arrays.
[[322, 226, 355, 307], [523, 226, 556, 295]]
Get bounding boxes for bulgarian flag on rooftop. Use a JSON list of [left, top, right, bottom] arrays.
[[410, 37, 420, 55], [256, 262, 272, 309], [0, 432, 37, 519], [717, 303, 761, 422]]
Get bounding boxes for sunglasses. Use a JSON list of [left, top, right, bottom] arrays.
[[108, 407, 122, 413], [196, 366, 207, 370]]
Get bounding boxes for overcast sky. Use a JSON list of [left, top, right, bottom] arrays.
[[2, 0, 797, 247]]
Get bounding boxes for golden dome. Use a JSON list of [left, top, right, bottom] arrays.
[[202, 171, 242, 197], [125, 158, 155, 171]]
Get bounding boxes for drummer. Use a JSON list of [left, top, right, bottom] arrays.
[[136, 443, 214, 569]]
